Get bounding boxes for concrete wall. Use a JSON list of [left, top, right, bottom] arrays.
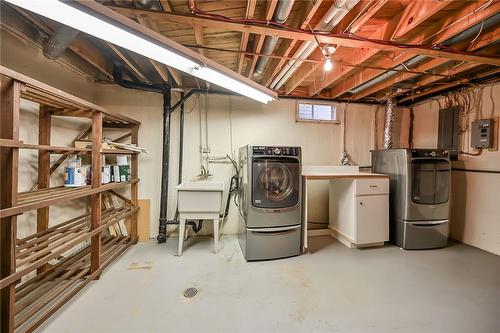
[[409, 84, 500, 255]]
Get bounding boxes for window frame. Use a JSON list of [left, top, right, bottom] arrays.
[[296, 100, 340, 124]]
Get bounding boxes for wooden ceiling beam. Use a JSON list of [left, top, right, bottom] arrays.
[[432, 0, 499, 45], [246, 0, 278, 79], [262, 0, 324, 86], [388, 48, 498, 101], [305, 0, 454, 96], [77, 0, 277, 99], [467, 25, 500, 51], [325, 0, 500, 99], [105, 42, 151, 83], [237, 0, 257, 74], [159, 0, 172, 13], [345, 0, 388, 34], [391, 0, 454, 41], [350, 30, 499, 100], [137, 16, 182, 86], [192, 24, 206, 56], [109, 5, 500, 66], [399, 66, 500, 104], [284, 0, 392, 95]]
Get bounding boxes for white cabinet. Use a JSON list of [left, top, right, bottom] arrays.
[[329, 178, 389, 248]]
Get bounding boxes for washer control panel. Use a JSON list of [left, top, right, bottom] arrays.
[[252, 146, 300, 156], [411, 149, 449, 158]]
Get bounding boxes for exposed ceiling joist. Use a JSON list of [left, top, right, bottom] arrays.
[[237, 0, 257, 74], [350, 32, 498, 100], [263, 0, 325, 87], [326, 0, 500, 99], [391, 0, 454, 40], [283, 0, 390, 95], [307, 0, 457, 96], [76, 0, 277, 101], [105, 42, 150, 83], [137, 6, 182, 86], [246, 0, 278, 79], [344, 0, 388, 34], [399, 66, 500, 104], [192, 23, 205, 56], [109, 5, 500, 66]]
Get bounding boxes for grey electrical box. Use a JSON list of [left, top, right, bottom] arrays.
[[471, 119, 494, 148]]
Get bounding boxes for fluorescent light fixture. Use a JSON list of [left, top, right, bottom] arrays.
[[193, 67, 274, 104], [5, 0, 276, 104]]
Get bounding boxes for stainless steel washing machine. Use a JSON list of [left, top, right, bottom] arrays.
[[238, 145, 302, 260], [371, 149, 451, 249]]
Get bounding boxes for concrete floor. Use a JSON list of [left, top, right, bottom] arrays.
[[40, 235, 500, 333]]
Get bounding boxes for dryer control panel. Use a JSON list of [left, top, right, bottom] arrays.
[[252, 146, 300, 156]]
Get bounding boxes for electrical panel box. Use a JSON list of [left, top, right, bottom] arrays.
[[471, 119, 494, 148], [438, 107, 460, 160]]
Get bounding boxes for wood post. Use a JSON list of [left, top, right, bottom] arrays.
[[0, 76, 21, 333], [90, 111, 102, 277], [130, 125, 139, 242], [37, 105, 51, 274]]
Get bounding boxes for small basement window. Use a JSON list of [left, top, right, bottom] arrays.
[[297, 101, 338, 123]]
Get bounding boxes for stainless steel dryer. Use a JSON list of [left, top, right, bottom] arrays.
[[238, 145, 302, 260], [371, 149, 451, 249]]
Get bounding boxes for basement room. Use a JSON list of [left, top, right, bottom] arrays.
[[1, 1, 499, 332]]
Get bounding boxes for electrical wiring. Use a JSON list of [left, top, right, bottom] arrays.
[[421, 0, 494, 45], [187, 1, 499, 60], [343, 0, 374, 33]]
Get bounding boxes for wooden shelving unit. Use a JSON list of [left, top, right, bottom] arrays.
[[0, 66, 141, 333]]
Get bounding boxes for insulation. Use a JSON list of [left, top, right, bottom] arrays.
[[383, 98, 395, 149]]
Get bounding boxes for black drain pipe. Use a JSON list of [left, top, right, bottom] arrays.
[[157, 91, 172, 243], [112, 68, 237, 243], [112, 66, 203, 243], [173, 91, 185, 222]]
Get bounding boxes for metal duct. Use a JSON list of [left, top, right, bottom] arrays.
[[349, 55, 428, 94], [348, 13, 500, 95], [43, 25, 79, 60], [135, 0, 153, 9], [383, 98, 395, 149], [270, 0, 360, 90], [253, 0, 295, 78]]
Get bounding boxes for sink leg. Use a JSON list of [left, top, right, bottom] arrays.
[[213, 218, 219, 253], [178, 219, 185, 256]]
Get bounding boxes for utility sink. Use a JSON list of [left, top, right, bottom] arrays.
[[176, 181, 224, 214]]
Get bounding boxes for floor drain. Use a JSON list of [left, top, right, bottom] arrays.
[[183, 287, 198, 298]]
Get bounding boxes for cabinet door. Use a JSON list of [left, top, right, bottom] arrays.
[[355, 195, 389, 244]]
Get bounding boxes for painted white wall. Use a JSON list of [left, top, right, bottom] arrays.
[[160, 94, 378, 236], [410, 84, 500, 255]]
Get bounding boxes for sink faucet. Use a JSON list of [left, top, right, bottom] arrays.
[[200, 165, 208, 178]]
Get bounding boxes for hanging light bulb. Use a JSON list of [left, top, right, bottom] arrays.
[[324, 56, 333, 71]]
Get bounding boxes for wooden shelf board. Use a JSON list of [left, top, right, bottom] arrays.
[[1, 66, 141, 126], [0, 139, 91, 153], [0, 179, 139, 219], [0, 207, 138, 289], [14, 235, 133, 332], [101, 148, 139, 155]]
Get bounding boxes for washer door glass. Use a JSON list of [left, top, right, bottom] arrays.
[[252, 157, 300, 209], [411, 159, 450, 204]]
